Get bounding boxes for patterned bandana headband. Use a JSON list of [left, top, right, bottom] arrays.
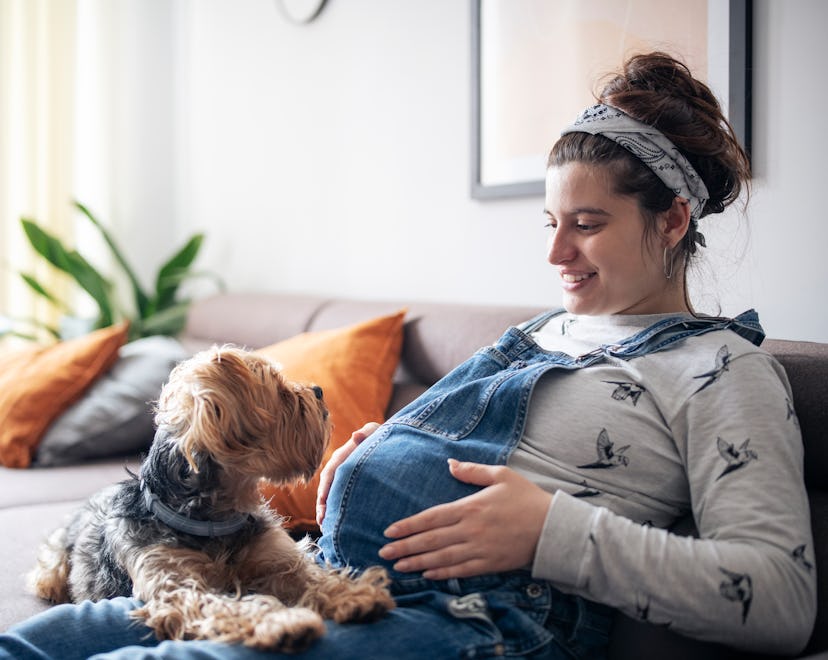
[[561, 103, 709, 248]]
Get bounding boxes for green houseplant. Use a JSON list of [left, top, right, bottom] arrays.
[[5, 201, 221, 341]]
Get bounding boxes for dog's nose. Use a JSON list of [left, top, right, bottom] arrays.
[[312, 385, 324, 400]]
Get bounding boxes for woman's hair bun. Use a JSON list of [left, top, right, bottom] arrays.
[[598, 52, 750, 217]]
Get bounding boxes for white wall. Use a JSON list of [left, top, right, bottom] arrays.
[[731, 0, 828, 342], [74, 0, 177, 299], [113, 0, 827, 342]]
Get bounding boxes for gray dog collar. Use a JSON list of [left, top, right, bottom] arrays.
[[140, 480, 250, 537]]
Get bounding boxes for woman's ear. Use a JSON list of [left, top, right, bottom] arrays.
[[660, 196, 692, 248]]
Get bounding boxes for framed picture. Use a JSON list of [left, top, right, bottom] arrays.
[[470, 0, 752, 200]]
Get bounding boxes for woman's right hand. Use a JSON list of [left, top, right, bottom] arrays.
[[316, 421, 381, 526]]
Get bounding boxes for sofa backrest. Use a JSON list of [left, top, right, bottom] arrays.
[[181, 294, 543, 415], [763, 339, 828, 655]]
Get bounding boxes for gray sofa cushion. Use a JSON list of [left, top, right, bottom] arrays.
[[33, 336, 188, 467]]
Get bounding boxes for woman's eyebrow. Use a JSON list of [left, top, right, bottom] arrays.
[[571, 207, 611, 216], [545, 207, 611, 217]]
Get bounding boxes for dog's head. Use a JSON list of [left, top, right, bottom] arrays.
[[154, 345, 331, 509]]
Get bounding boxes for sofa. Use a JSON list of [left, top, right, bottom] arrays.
[[1, 292, 825, 659]]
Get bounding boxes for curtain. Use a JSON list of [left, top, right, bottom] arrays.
[[0, 0, 79, 336]]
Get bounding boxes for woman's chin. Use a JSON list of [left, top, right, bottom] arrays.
[[562, 295, 597, 316]]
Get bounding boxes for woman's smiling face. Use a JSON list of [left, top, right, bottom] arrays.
[[544, 162, 687, 316]]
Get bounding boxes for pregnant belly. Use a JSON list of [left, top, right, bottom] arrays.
[[317, 423, 485, 575]]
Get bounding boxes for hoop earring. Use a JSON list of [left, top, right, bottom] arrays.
[[663, 246, 675, 280]]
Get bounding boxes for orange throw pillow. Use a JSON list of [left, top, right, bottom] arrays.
[[256, 310, 405, 531], [0, 322, 130, 468]]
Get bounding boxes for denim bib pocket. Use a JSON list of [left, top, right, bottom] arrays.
[[394, 359, 528, 440]]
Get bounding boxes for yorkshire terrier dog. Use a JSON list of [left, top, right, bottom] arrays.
[[29, 345, 394, 651]]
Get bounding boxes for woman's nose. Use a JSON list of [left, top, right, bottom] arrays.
[[547, 228, 574, 265]]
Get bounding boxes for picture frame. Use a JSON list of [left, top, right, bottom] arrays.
[[470, 0, 752, 200]]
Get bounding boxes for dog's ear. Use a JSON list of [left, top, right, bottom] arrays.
[[176, 381, 236, 472]]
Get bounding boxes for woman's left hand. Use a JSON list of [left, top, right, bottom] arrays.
[[378, 459, 553, 580]]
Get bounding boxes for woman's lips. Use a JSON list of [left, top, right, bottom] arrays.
[[560, 272, 596, 292], [561, 272, 595, 284]]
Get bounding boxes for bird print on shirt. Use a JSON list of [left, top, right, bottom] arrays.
[[692, 345, 731, 394], [572, 480, 602, 498], [792, 544, 814, 573], [603, 380, 647, 405], [786, 398, 800, 428], [716, 437, 758, 480], [718, 567, 753, 624], [634, 592, 673, 628], [578, 429, 630, 469]]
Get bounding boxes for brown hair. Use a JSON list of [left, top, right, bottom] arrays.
[[548, 52, 751, 298]]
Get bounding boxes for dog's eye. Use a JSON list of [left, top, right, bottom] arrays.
[[312, 386, 323, 400]]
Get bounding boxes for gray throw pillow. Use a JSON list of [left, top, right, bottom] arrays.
[[33, 335, 190, 467]]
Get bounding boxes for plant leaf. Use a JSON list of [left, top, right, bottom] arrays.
[[21, 219, 74, 271], [20, 218, 115, 327], [73, 201, 150, 317], [153, 234, 204, 310], [133, 302, 191, 338], [61, 251, 115, 327], [0, 313, 60, 340], [19, 273, 71, 311], [156, 268, 225, 293], [0, 329, 40, 341]]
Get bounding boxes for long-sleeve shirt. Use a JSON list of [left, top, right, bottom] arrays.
[[508, 312, 816, 654]]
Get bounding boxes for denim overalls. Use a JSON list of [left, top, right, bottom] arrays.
[[317, 309, 764, 658]]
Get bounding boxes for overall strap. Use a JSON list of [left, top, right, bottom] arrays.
[[570, 309, 765, 367], [608, 309, 764, 356]]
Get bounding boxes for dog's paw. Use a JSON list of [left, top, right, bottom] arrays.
[[329, 566, 396, 623], [329, 595, 394, 624], [27, 527, 72, 604], [252, 607, 326, 652]]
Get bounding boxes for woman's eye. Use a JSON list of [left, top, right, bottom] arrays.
[[544, 219, 600, 231]]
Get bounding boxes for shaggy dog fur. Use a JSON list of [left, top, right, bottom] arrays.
[[29, 345, 394, 651]]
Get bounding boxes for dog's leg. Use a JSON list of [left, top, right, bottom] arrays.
[[298, 564, 396, 624], [129, 545, 326, 651], [27, 526, 72, 604], [240, 530, 396, 625]]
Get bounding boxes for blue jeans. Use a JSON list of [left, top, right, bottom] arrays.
[[0, 309, 763, 659], [2, 575, 612, 659]]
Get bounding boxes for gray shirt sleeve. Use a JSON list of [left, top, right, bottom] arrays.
[[530, 350, 816, 654]]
